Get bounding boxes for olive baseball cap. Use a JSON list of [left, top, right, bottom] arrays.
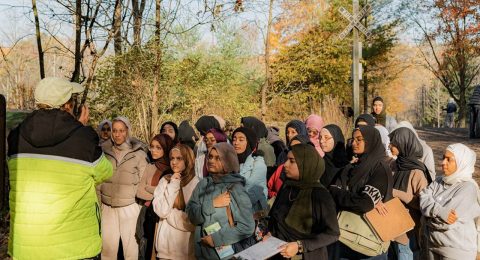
[[35, 77, 85, 108]]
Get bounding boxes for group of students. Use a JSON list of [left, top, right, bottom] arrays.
[[7, 78, 479, 260], [92, 96, 479, 260]]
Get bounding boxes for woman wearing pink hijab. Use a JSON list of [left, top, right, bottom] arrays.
[[305, 114, 325, 157]]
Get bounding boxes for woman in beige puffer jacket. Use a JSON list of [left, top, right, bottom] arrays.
[[100, 116, 148, 260]]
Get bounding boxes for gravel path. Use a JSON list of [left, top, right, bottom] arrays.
[[416, 127, 480, 183]]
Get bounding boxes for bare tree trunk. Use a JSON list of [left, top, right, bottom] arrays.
[[71, 0, 82, 82], [32, 0, 45, 79], [150, 0, 162, 138], [261, 0, 274, 121], [113, 0, 123, 54], [132, 0, 146, 47]]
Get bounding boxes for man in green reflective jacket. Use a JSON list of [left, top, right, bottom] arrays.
[[7, 77, 113, 260]]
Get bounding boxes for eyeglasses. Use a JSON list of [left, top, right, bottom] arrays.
[[353, 137, 365, 143], [101, 127, 111, 132], [320, 136, 333, 141]]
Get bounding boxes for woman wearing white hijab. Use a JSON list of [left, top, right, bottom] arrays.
[[420, 143, 480, 260]]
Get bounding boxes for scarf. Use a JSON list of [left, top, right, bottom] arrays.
[[443, 143, 480, 246], [202, 128, 228, 176], [163, 145, 196, 210], [305, 114, 325, 157], [389, 127, 429, 192], [233, 127, 258, 164], [164, 167, 195, 210], [321, 124, 349, 186], [285, 120, 308, 144], [209, 143, 241, 182], [241, 116, 268, 139], [355, 113, 376, 127], [195, 116, 220, 136], [160, 121, 179, 143], [284, 144, 325, 235], [267, 126, 282, 145], [344, 126, 391, 197]]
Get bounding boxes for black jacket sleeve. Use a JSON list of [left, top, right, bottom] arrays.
[[329, 164, 390, 214]]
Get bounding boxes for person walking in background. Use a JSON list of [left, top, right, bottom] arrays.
[[305, 114, 325, 157], [152, 144, 199, 260], [469, 85, 480, 138], [100, 116, 148, 260], [136, 133, 174, 260], [443, 98, 457, 128], [7, 77, 113, 259], [420, 143, 480, 260], [98, 119, 112, 145], [186, 142, 255, 260], [268, 143, 339, 260]]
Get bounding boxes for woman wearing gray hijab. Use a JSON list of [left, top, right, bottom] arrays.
[[186, 142, 255, 260], [97, 119, 112, 145], [394, 121, 436, 180], [388, 127, 431, 259]]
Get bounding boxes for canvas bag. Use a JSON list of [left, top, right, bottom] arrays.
[[337, 210, 390, 257]]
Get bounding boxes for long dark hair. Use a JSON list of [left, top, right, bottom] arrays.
[[148, 133, 175, 163]]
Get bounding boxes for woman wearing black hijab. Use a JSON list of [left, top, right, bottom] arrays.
[[232, 127, 268, 212], [178, 120, 198, 150], [319, 124, 349, 187], [346, 114, 377, 162], [388, 127, 430, 259], [160, 121, 179, 144], [371, 96, 387, 126], [268, 144, 339, 260], [329, 125, 393, 259], [355, 113, 376, 127], [194, 116, 221, 178], [241, 116, 276, 176]]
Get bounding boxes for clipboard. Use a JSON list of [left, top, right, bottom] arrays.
[[364, 197, 415, 242]]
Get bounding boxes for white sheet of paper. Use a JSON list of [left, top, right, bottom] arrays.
[[232, 236, 288, 260]]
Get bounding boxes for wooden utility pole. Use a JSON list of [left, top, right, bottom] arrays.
[[352, 0, 360, 119], [338, 1, 371, 121]]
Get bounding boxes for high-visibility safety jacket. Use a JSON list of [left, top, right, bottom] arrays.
[[7, 109, 113, 260]]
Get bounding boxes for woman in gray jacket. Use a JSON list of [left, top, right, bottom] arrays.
[[420, 143, 480, 260], [186, 142, 255, 260]]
